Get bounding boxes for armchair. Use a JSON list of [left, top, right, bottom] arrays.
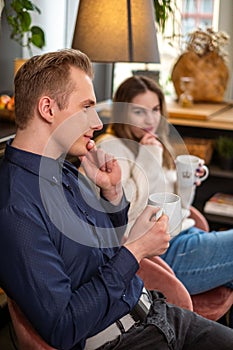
[[138, 206, 233, 321]]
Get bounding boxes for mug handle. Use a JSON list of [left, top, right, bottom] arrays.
[[198, 165, 209, 182]]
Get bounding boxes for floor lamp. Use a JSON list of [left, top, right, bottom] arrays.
[[72, 0, 160, 98]]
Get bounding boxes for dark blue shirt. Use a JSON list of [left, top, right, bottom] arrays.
[[0, 142, 143, 350]]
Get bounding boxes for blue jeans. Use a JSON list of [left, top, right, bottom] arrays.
[[161, 227, 233, 294]]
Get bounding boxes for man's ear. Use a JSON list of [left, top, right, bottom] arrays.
[[38, 96, 55, 123]]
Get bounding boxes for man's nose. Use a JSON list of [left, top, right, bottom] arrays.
[[89, 108, 103, 131]]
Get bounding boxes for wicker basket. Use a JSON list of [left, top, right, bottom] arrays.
[[171, 51, 229, 102], [183, 137, 214, 165]]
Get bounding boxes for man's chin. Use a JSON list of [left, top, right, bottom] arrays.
[[67, 146, 87, 158]]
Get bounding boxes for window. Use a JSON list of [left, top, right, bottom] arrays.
[[182, 0, 214, 40]]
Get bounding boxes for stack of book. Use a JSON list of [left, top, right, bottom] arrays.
[[204, 192, 233, 217]]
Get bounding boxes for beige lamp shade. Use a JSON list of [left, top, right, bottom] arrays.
[[72, 0, 160, 63]]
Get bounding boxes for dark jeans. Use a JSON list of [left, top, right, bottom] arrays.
[[97, 291, 233, 350]]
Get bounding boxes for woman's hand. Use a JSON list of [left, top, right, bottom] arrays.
[[140, 133, 163, 147], [195, 159, 205, 186]]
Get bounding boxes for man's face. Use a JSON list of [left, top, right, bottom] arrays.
[[49, 67, 102, 158]]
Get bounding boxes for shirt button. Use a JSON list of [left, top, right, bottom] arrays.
[[52, 176, 58, 184]]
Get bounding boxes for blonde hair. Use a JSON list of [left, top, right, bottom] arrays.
[[14, 49, 93, 129]]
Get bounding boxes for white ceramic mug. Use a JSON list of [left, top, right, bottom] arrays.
[[175, 155, 209, 188], [148, 192, 182, 237]]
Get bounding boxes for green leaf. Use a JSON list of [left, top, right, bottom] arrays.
[[31, 26, 45, 49], [6, 15, 16, 28], [21, 0, 34, 11], [19, 11, 31, 32], [11, 0, 24, 13], [154, 0, 176, 35]]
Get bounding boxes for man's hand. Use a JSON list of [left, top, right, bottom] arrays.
[[80, 141, 123, 204], [124, 205, 170, 263]]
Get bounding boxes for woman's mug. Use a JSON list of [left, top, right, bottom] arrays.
[[175, 155, 209, 188], [148, 192, 182, 237]]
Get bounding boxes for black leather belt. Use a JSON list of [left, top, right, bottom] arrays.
[[85, 288, 152, 350]]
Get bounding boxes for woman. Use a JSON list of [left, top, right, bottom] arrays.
[[96, 75, 233, 295]]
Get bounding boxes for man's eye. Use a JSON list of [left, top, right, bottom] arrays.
[[153, 106, 160, 112]]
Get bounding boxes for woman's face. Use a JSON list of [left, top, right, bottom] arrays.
[[128, 90, 161, 139]]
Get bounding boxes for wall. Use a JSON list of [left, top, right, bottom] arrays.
[[0, 0, 21, 94], [218, 0, 233, 99]]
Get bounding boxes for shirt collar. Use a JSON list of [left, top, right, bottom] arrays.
[[5, 140, 65, 186]]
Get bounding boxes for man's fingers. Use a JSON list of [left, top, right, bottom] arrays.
[[104, 153, 116, 173], [144, 205, 164, 221], [97, 149, 115, 172], [86, 139, 96, 151], [150, 208, 164, 222], [81, 147, 117, 176]]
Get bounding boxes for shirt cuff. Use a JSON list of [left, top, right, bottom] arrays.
[[100, 191, 130, 213], [109, 246, 139, 285]]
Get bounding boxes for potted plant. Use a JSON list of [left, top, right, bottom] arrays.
[[0, 0, 45, 121], [215, 136, 233, 170], [153, 0, 175, 34], [4, 0, 45, 57]]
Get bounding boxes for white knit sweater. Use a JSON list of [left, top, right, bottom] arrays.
[[96, 134, 185, 232]]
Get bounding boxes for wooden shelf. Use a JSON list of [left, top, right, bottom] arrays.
[[0, 109, 15, 122], [167, 100, 230, 120], [209, 165, 233, 179], [205, 213, 233, 226], [167, 100, 233, 131]]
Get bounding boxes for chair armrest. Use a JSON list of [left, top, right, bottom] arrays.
[[138, 257, 193, 311], [7, 297, 57, 350], [189, 206, 209, 232]]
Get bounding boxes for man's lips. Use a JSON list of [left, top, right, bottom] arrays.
[[84, 134, 93, 140], [143, 127, 155, 133]]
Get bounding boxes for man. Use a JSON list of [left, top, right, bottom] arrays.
[[0, 49, 232, 350]]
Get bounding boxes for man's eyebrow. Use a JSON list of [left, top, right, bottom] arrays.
[[82, 99, 96, 106]]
